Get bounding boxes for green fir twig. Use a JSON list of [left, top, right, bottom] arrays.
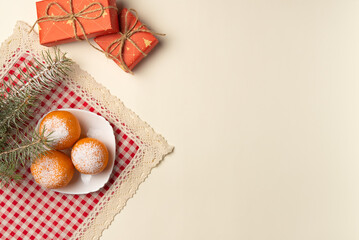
[[0, 49, 72, 133], [0, 49, 73, 185], [0, 130, 53, 186]]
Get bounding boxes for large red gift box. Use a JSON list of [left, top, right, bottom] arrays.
[[35, 0, 119, 46], [94, 8, 160, 73]]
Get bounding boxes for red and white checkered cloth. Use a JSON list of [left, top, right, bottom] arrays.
[[0, 53, 139, 239]]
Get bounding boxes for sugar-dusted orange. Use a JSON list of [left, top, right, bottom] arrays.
[[71, 138, 109, 175], [31, 150, 75, 189], [39, 110, 81, 150]]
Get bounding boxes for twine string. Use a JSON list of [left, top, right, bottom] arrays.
[[104, 9, 165, 73], [29, 0, 117, 41]]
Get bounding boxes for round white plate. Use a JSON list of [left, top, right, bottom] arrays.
[[35, 108, 116, 194]]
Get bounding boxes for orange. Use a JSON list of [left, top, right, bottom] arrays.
[[71, 138, 109, 175], [39, 110, 81, 150], [31, 150, 75, 189]]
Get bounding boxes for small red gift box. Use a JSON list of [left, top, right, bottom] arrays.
[[94, 8, 163, 73], [35, 0, 119, 46]]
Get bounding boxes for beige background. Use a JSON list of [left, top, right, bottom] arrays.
[[1, 0, 359, 239]]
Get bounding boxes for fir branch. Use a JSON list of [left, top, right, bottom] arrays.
[[0, 130, 53, 186], [0, 49, 72, 132], [0, 49, 73, 185], [0, 95, 31, 131], [0, 131, 51, 165], [0, 166, 22, 187]]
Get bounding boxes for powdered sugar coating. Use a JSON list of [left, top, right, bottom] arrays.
[[31, 151, 74, 189], [71, 138, 108, 174], [41, 116, 69, 147]]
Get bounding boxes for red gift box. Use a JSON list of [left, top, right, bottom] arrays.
[[35, 0, 119, 46], [94, 8, 163, 73]]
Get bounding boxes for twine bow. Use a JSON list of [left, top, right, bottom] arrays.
[[30, 0, 117, 41], [104, 9, 166, 74]]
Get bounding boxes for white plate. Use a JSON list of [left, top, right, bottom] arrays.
[[35, 108, 116, 194]]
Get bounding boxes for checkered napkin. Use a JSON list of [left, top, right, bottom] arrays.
[[0, 43, 169, 238]]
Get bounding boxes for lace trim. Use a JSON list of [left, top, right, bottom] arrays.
[[1, 21, 173, 240]]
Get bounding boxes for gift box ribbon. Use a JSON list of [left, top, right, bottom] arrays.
[[104, 9, 165, 74], [30, 0, 117, 41], [31, 5, 164, 74]]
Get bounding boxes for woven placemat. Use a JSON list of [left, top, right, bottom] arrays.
[[0, 21, 173, 240]]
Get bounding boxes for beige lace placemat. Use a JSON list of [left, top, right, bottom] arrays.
[[0, 21, 173, 240]]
